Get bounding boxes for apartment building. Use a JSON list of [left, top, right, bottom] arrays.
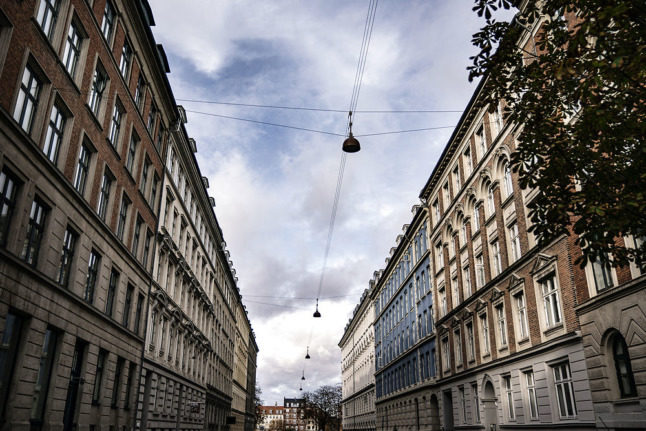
[[258, 405, 284, 431], [231, 301, 259, 431], [344, 7, 645, 431], [0, 0, 172, 429], [370, 206, 436, 431], [283, 398, 305, 431], [0, 1, 257, 430], [245, 332, 259, 431], [339, 287, 376, 431]]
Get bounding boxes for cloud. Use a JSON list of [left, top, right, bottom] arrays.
[[150, 0, 489, 405]]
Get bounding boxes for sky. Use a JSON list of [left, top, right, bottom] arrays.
[[149, 0, 493, 406]]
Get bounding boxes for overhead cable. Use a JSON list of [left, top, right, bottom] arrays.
[[176, 98, 462, 114], [184, 109, 457, 138]]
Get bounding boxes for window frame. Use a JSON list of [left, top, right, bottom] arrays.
[[22, 197, 49, 266], [0, 168, 21, 248], [35, 0, 60, 41], [73, 140, 93, 195], [62, 18, 83, 79], [57, 226, 77, 287], [552, 362, 577, 419], [84, 249, 101, 303], [101, 0, 115, 43], [13, 64, 43, 134], [88, 62, 108, 118]]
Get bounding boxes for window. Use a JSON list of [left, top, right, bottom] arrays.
[[432, 199, 440, 223], [442, 337, 450, 371], [124, 362, 136, 408], [101, 0, 115, 41], [503, 375, 515, 419], [22, 198, 48, 266], [490, 104, 503, 136], [480, 313, 490, 355], [0, 168, 20, 247], [108, 102, 123, 147], [475, 254, 485, 288], [31, 327, 59, 424], [466, 322, 475, 360], [132, 216, 142, 257], [142, 229, 152, 268], [442, 182, 450, 209], [439, 286, 447, 316], [62, 21, 82, 77], [73, 142, 91, 194], [84, 250, 101, 303], [57, 227, 77, 286], [475, 125, 486, 157], [0, 312, 24, 420], [491, 241, 502, 276], [111, 357, 124, 407], [147, 104, 157, 135], [435, 242, 443, 270], [508, 223, 521, 263], [525, 370, 538, 419], [140, 157, 151, 194], [463, 146, 474, 178], [514, 292, 529, 340], [119, 40, 131, 78], [591, 257, 614, 292], [89, 65, 107, 116], [503, 162, 513, 197], [459, 386, 466, 423], [150, 173, 159, 207], [97, 170, 113, 222], [541, 275, 562, 328], [43, 103, 66, 163], [487, 186, 495, 215], [472, 383, 480, 423], [463, 265, 472, 298], [123, 284, 134, 327], [552, 362, 577, 418], [134, 75, 145, 110], [496, 304, 507, 347], [105, 268, 119, 316], [126, 132, 138, 173], [116, 194, 130, 241], [92, 350, 107, 404], [612, 334, 636, 398], [36, 0, 59, 40], [454, 329, 462, 365], [472, 205, 480, 232], [13, 65, 42, 133], [134, 293, 144, 335], [453, 166, 461, 192]]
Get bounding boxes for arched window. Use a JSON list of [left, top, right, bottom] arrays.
[[487, 185, 496, 215], [504, 162, 513, 197], [612, 334, 637, 398]]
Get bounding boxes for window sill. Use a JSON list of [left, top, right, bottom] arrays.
[[612, 397, 640, 406], [502, 192, 514, 208], [517, 337, 530, 346], [85, 104, 104, 131], [543, 323, 564, 336], [498, 345, 509, 353], [106, 138, 121, 160], [481, 353, 491, 360]]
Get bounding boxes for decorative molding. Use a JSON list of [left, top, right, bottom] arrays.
[[530, 253, 557, 275]]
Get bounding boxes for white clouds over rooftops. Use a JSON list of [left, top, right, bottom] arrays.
[[151, 0, 488, 405]]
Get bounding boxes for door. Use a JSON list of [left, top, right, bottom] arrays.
[[483, 381, 498, 431], [63, 339, 86, 431]]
